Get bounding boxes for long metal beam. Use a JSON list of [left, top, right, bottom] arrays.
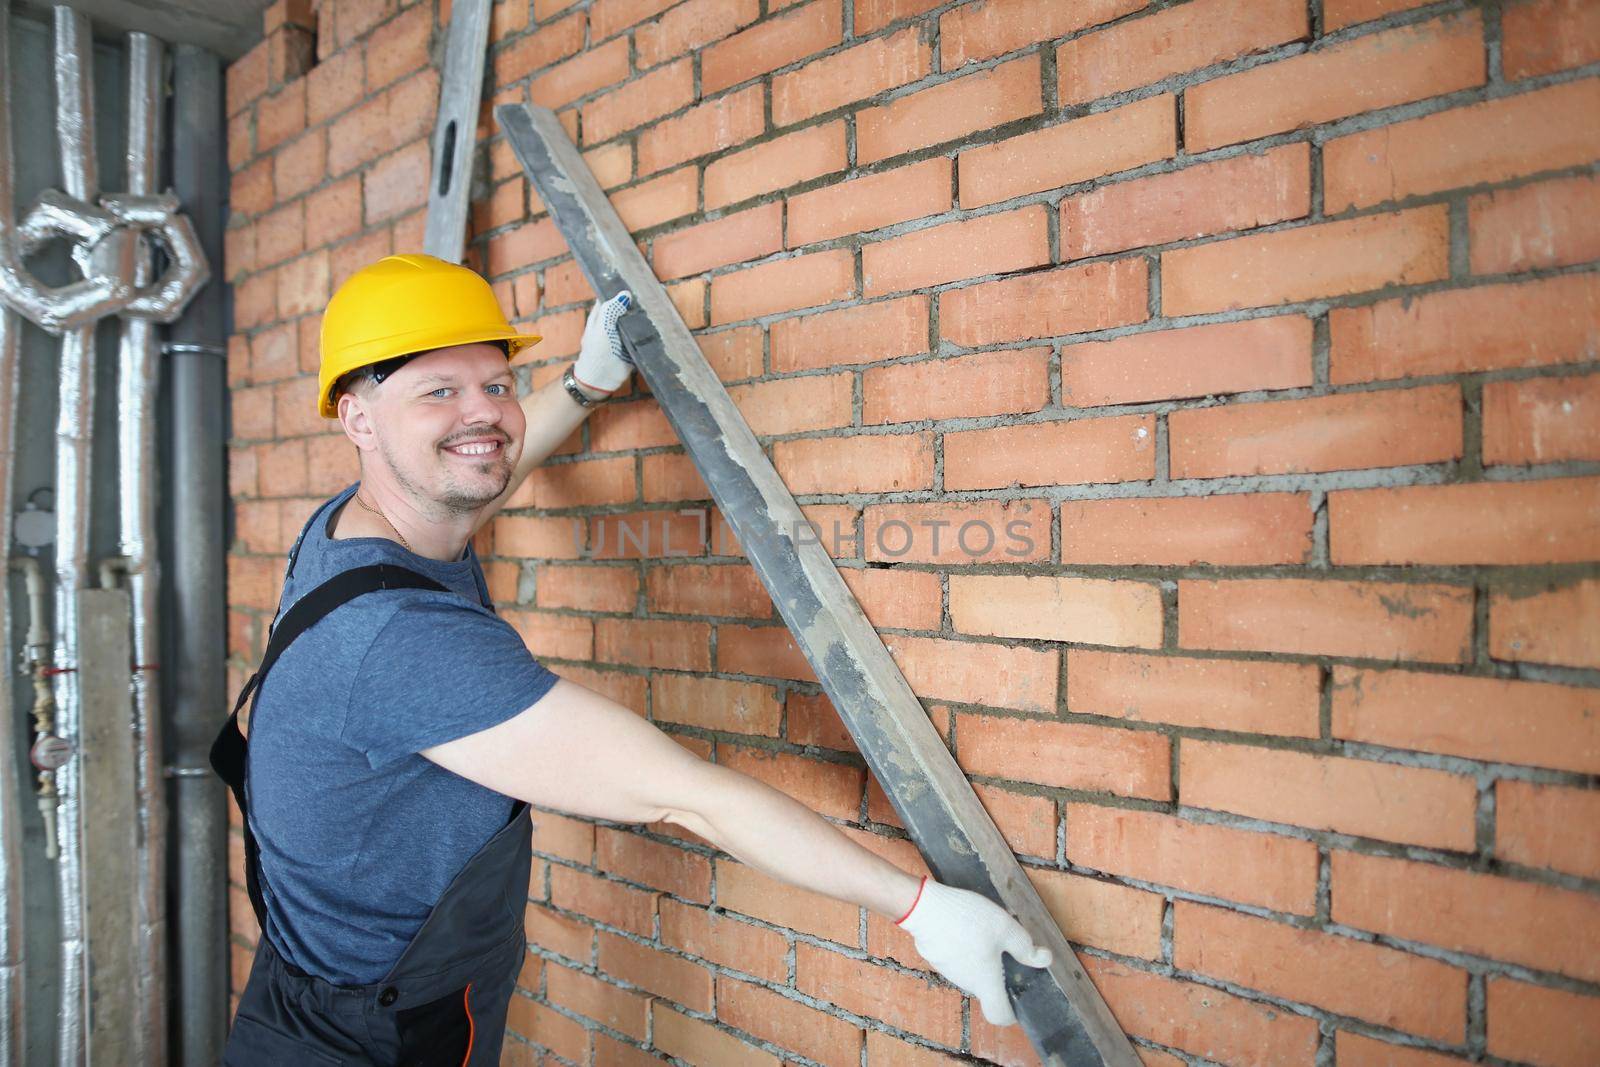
[[496, 102, 1140, 1067], [422, 0, 492, 263]]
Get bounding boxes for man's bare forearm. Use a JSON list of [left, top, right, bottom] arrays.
[[670, 761, 924, 921]]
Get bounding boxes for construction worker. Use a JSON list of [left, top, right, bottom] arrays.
[[211, 253, 1052, 1066]]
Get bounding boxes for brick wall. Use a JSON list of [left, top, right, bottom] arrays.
[[222, 0, 1600, 1063]]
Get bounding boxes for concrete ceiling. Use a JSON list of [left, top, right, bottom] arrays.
[[19, 0, 271, 59]]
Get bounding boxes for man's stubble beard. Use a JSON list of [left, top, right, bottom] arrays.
[[375, 431, 514, 517]]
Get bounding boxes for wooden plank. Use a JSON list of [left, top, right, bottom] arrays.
[[496, 102, 1140, 1067]]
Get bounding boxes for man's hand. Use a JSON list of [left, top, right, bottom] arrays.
[[897, 877, 1054, 1026], [573, 290, 634, 393]]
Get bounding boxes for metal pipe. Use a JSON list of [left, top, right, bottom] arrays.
[[50, 8, 96, 1065], [118, 32, 169, 1067], [168, 43, 228, 1067], [0, 4, 27, 1060]]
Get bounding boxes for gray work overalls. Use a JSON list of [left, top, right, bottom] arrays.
[[209, 556, 534, 1066]]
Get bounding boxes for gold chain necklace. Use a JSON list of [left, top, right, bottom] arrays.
[[353, 490, 411, 551]]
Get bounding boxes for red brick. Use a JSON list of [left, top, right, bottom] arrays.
[[772, 296, 928, 372], [1490, 577, 1600, 669], [1330, 477, 1600, 566], [1503, 0, 1600, 79], [254, 203, 305, 268], [590, 398, 678, 452], [645, 563, 773, 619], [1028, 867, 1165, 958], [1334, 1033, 1470, 1067], [884, 634, 1058, 712], [1062, 492, 1313, 566], [232, 157, 274, 217], [1063, 143, 1310, 258], [1498, 780, 1600, 882], [598, 827, 712, 902], [1079, 955, 1321, 1065], [772, 432, 932, 494], [862, 206, 1048, 296], [943, 413, 1155, 490], [1485, 372, 1600, 466], [858, 54, 1042, 165], [597, 932, 713, 1012], [1174, 901, 1468, 1043], [521, 455, 636, 510], [636, 0, 761, 68], [1067, 804, 1319, 913], [959, 94, 1176, 208], [859, 498, 1050, 564], [546, 963, 649, 1039], [1184, 739, 1476, 849], [660, 899, 786, 983], [655, 1003, 782, 1066], [710, 249, 855, 325], [365, 4, 431, 92], [1188, 13, 1485, 151], [693, 327, 763, 383], [788, 158, 949, 248], [1068, 649, 1320, 736], [717, 977, 863, 1067], [705, 122, 847, 210], [1324, 78, 1600, 211], [594, 618, 710, 670], [703, 0, 843, 95], [652, 203, 782, 281], [863, 348, 1047, 425], [951, 574, 1163, 648], [328, 70, 439, 177], [609, 168, 698, 233], [589, 0, 677, 40], [839, 567, 943, 629], [797, 944, 962, 1047], [506, 991, 587, 1061], [583, 60, 696, 145], [1487, 977, 1600, 1067], [1064, 316, 1312, 408], [530, 38, 628, 111], [495, 12, 585, 86], [1164, 206, 1450, 315], [716, 860, 858, 942], [306, 45, 365, 126], [227, 40, 269, 117], [362, 139, 430, 223], [532, 563, 635, 613], [273, 130, 326, 202], [771, 28, 931, 127], [1332, 666, 1600, 776], [1058, 0, 1308, 105], [304, 176, 361, 248], [718, 746, 864, 822], [942, 258, 1149, 347], [1468, 172, 1600, 275], [331, 0, 395, 47], [1324, 0, 1433, 30], [1331, 273, 1600, 384], [585, 507, 709, 561], [1170, 384, 1462, 479], [256, 81, 307, 155], [727, 374, 853, 435], [227, 110, 253, 174], [1334, 850, 1600, 982], [492, 515, 584, 559], [956, 713, 1171, 799], [854, 0, 942, 34], [529, 810, 596, 866], [638, 86, 765, 176], [939, 0, 1146, 68]]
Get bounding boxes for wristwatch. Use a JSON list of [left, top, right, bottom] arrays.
[[562, 364, 605, 407]]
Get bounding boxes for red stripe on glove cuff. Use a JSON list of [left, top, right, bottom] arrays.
[[894, 875, 927, 925]]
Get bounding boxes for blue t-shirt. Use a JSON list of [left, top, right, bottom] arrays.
[[245, 482, 560, 984]]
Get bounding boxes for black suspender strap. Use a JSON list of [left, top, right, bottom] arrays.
[[208, 563, 449, 934]]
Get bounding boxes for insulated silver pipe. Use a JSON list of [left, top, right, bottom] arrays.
[[119, 32, 169, 1067], [51, 8, 95, 1066], [168, 44, 228, 1067], [0, 7, 26, 1063]]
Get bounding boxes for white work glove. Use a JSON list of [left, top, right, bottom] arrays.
[[896, 876, 1054, 1026], [573, 290, 634, 393]]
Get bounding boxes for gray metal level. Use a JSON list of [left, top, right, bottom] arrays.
[[495, 102, 1140, 1067], [422, 0, 493, 264]]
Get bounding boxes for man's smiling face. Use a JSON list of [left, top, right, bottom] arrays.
[[360, 342, 526, 514]]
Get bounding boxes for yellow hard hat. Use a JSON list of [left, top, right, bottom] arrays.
[[317, 253, 541, 418]]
